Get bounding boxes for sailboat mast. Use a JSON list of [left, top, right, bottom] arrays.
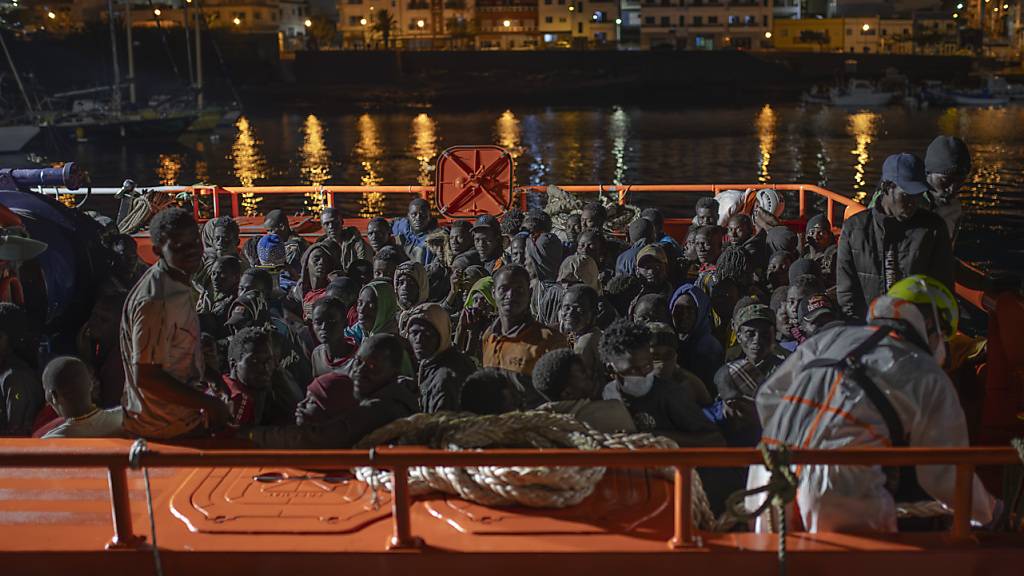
[[107, 0, 122, 115], [0, 31, 34, 115], [195, 1, 203, 111], [125, 0, 136, 104]]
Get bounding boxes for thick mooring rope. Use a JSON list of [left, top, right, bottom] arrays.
[[354, 411, 715, 528]]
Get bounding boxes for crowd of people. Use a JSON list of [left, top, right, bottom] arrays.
[[0, 135, 996, 532]]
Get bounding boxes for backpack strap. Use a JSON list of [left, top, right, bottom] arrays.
[[802, 326, 906, 447]]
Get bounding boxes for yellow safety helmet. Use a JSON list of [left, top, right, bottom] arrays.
[[888, 275, 959, 340]]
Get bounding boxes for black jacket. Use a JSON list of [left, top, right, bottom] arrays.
[[837, 207, 953, 320], [418, 347, 476, 413]]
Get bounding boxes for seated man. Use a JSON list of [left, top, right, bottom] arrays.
[[247, 334, 418, 448], [392, 198, 439, 264], [600, 319, 724, 447], [558, 284, 605, 398], [320, 207, 372, 272], [198, 255, 243, 337], [310, 297, 356, 378], [220, 327, 276, 426], [649, 323, 712, 407], [406, 303, 475, 413], [373, 246, 408, 283], [472, 214, 505, 273], [482, 265, 568, 385], [533, 348, 636, 433], [615, 218, 655, 277], [121, 208, 229, 439], [0, 303, 42, 436], [748, 276, 995, 533], [366, 216, 396, 254], [460, 368, 524, 415], [727, 213, 768, 282], [41, 356, 123, 439], [797, 293, 843, 337], [262, 209, 309, 274], [711, 303, 788, 446]]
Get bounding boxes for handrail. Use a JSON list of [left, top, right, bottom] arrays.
[[0, 443, 1015, 549]]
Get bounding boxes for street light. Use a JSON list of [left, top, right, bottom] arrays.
[[304, 18, 312, 27], [956, 2, 963, 8], [862, 23, 870, 32], [360, 17, 367, 25], [47, 11, 55, 19], [568, 5, 575, 11], [615, 18, 622, 25], [953, 13, 959, 18], [153, 8, 161, 16], [764, 31, 772, 39], [233, 17, 241, 25], [416, 19, 425, 28], [502, 19, 511, 27]]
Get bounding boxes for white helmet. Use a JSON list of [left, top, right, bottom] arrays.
[[756, 188, 785, 218]]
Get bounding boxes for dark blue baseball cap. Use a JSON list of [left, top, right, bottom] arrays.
[[882, 153, 929, 195]]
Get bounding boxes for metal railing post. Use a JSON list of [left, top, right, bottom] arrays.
[[105, 465, 144, 549], [798, 186, 806, 220], [387, 465, 423, 549], [191, 188, 202, 221], [230, 190, 240, 218], [952, 464, 975, 540], [669, 465, 695, 548], [211, 186, 221, 219]]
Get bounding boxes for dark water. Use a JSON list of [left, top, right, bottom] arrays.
[[19, 104, 1024, 275]]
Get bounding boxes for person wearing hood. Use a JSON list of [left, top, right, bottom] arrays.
[[923, 136, 971, 242], [747, 276, 996, 533], [406, 303, 476, 413], [527, 232, 565, 328], [837, 153, 954, 321], [394, 260, 430, 335], [293, 242, 343, 323], [392, 198, 440, 265], [260, 209, 308, 273], [802, 214, 837, 287], [615, 218, 656, 277], [246, 333, 419, 448], [319, 207, 372, 272], [670, 283, 724, 393], [346, 280, 400, 345], [765, 225, 799, 258], [195, 217, 247, 291], [455, 275, 496, 362], [599, 319, 724, 448]]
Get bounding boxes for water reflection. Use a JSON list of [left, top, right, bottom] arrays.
[[495, 110, 522, 159], [847, 111, 879, 202], [411, 113, 437, 187], [355, 113, 385, 217], [557, 111, 583, 182], [300, 114, 332, 213], [756, 104, 776, 183], [609, 106, 629, 185], [156, 154, 183, 186], [231, 116, 267, 215]]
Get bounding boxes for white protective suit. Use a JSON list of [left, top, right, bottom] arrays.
[[746, 296, 994, 532]]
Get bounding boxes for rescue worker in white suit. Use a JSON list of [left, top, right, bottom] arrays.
[[746, 275, 996, 533]]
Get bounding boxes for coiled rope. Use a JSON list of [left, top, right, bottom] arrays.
[[129, 439, 164, 576], [353, 411, 715, 528], [118, 190, 177, 235]]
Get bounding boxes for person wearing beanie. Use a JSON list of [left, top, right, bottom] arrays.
[[802, 213, 838, 287], [924, 135, 971, 241]]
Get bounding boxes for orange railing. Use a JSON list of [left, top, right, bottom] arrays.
[[185, 183, 857, 230], [0, 444, 1016, 550]]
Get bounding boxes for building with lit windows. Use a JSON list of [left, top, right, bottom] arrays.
[[337, 0, 475, 49], [639, 0, 774, 51], [539, 0, 619, 47], [475, 0, 539, 50], [770, 17, 843, 51]]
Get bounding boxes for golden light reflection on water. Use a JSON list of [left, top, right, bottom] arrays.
[[231, 116, 267, 215], [609, 107, 628, 185], [356, 113, 385, 217], [557, 111, 583, 182], [156, 154, 183, 186], [411, 113, 437, 187], [847, 111, 878, 202], [756, 104, 776, 183], [300, 114, 332, 214], [496, 110, 522, 159]]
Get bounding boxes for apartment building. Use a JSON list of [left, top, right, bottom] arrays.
[[475, 0, 539, 50], [640, 0, 773, 51], [337, 0, 475, 49], [770, 17, 843, 51]]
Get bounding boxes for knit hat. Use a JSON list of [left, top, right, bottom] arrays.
[[635, 243, 668, 266], [788, 257, 822, 284], [257, 234, 286, 267], [925, 136, 971, 177]]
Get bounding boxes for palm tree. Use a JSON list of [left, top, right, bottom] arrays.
[[374, 10, 396, 49]]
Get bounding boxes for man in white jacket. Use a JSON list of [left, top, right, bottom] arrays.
[[747, 275, 995, 532]]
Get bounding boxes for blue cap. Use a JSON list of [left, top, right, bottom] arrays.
[[882, 153, 929, 195]]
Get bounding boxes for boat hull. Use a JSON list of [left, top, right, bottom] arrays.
[[44, 113, 198, 142], [0, 125, 40, 152], [829, 93, 895, 107]]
